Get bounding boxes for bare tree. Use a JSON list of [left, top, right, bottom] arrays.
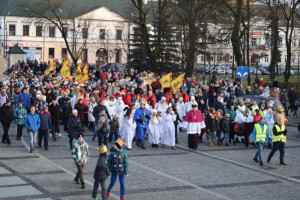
[[18, 0, 98, 65]]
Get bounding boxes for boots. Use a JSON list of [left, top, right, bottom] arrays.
[[81, 182, 85, 189], [106, 191, 110, 198], [209, 141, 213, 147]]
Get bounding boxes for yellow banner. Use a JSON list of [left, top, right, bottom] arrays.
[[44, 59, 56, 75], [159, 72, 172, 89], [75, 63, 89, 83], [60, 59, 72, 80], [171, 73, 185, 93]]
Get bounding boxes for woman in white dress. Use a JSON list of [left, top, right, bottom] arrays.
[[88, 96, 97, 132], [161, 107, 176, 149], [107, 101, 116, 119], [147, 109, 161, 148], [124, 108, 137, 150], [116, 100, 127, 139], [155, 97, 168, 115]]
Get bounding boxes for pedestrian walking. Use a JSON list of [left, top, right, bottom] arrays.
[[147, 109, 160, 148], [124, 108, 136, 150], [252, 117, 267, 166], [13, 102, 27, 140], [134, 101, 151, 149], [91, 145, 110, 200], [68, 109, 85, 150], [0, 100, 13, 145], [72, 134, 90, 189], [221, 113, 231, 146], [24, 106, 41, 153], [38, 106, 52, 151], [108, 114, 120, 143], [267, 115, 287, 165], [48, 97, 61, 141], [106, 138, 128, 200], [161, 107, 176, 150], [97, 110, 109, 146]]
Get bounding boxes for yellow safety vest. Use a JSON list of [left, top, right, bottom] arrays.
[[254, 123, 267, 142], [272, 124, 286, 142], [261, 110, 267, 116]]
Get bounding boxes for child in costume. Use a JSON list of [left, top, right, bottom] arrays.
[[106, 138, 128, 200]]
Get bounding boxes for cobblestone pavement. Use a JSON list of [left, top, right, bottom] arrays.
[[0, 116, 299, 200]]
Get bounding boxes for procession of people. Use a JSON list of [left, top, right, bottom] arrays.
[[0, 59, 298, 200]]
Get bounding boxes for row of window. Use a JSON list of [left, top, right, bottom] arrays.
[[8, 24, 123, 40]]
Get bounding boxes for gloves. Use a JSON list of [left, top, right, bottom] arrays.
[[145, 114, 151, 119], [137, 119, 144, 124]]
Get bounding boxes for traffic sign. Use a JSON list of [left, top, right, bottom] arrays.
[[236, 66, 249, 78]]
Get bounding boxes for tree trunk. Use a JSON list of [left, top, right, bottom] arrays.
[[270, 16, 279, 80], [186, 22, 196, 77]]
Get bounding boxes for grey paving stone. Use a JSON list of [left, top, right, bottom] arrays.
[[0, 176, 27, 186], [0, 185, 42, 198], [0, 167, 11, 175]]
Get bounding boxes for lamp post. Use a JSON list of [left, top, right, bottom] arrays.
[[0, 16, 7, 58]]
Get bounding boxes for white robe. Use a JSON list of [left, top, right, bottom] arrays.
[[116, 104, 126, 138], [161, 113, 176, 146], [124, 116, 137, 149], [155, 102, 168, 114], [88, 102, 97, 122], [107, 106, 116, 119], [147, 117, 161, 144]]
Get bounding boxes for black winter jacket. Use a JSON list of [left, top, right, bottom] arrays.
[[93, 154, 110, 180]]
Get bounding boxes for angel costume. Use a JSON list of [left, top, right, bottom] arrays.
[[161, 112, 176, 147], [124, 116, 137, 150], [183, 109, 206, 149], [147, 112, 161, 146]]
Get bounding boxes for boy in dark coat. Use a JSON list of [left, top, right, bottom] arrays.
[[108, 114, 120, 143], [221, 113, 231, 146], [91, 145, 110, 200], [38, 106, 52, 150]]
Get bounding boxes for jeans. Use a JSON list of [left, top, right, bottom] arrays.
[[222, 132, 229, 144], [208, 131, 216, 142], [137, 138, 145, 148], [268, 141, 285, 163], [254, 142, 263, 162], [17, 124, 24, 139], [98, 134, 108, 146], [108, 132, 120, 142], [92, 179, 107, 199], [92, 123, 98, 141], [1, 122, 11, 143], [282, 102, 288, 116], [28, 131, 37, 150], [75, 164, 85, 185], [217, 130, 222, 144], [38, 129, 49, 148], [107, 174, 125, 198]]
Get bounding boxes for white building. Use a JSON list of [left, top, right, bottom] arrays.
[[0, 0, 132, 66]]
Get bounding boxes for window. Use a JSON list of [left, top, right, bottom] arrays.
[[82, 28, 88, 39], [116, 29, 122, 40], [62, 27, 68, 38], [36, 26, 43, 37], [9, 25, 16, 36], [100, 29, 105, 39], [62, 48, 67, 58], [115, 49, 121, 63], [49, 26, 55, 37], [49, 48, 55, 58], [23, 25, 29, 36], [82, 49, 88, 63]]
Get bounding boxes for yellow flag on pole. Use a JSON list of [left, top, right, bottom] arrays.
[[80, 63, 89, 83], [171, 73, 185, 93], [44, 59, 56, 75], [159, 72, 172, 89], [75, 64, 82, 82], [60, 59, 72, 80]]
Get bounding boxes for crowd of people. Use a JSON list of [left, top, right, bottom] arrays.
[[0, 59, 299, 200]]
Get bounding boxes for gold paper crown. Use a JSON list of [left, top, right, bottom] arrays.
[[98, 145, 108, 154], [115, 138, 125, 148]]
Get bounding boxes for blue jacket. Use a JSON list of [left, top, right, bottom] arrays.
[[107, 147, 128, 175], [24, 113, 40, 132], [17, 93, 31, 109], [134, 108, 151, 128], [39, 111, 52, 130]]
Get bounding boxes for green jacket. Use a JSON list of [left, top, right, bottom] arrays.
[[14, 106, 27, 125]]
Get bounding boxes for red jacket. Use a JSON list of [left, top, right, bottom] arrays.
[[178, 93, 190, 103], [145, 93, 157, 108], [165, 92, 173, 104], [124, 93, 136, 107], [100, 72, 108, 80]]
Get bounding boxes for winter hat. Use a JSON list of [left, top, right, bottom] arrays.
[[42, 105, 48, 110]]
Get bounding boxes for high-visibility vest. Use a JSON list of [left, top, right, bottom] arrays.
[[254, 123, 267, 142], [272, 124, 286, 142]]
